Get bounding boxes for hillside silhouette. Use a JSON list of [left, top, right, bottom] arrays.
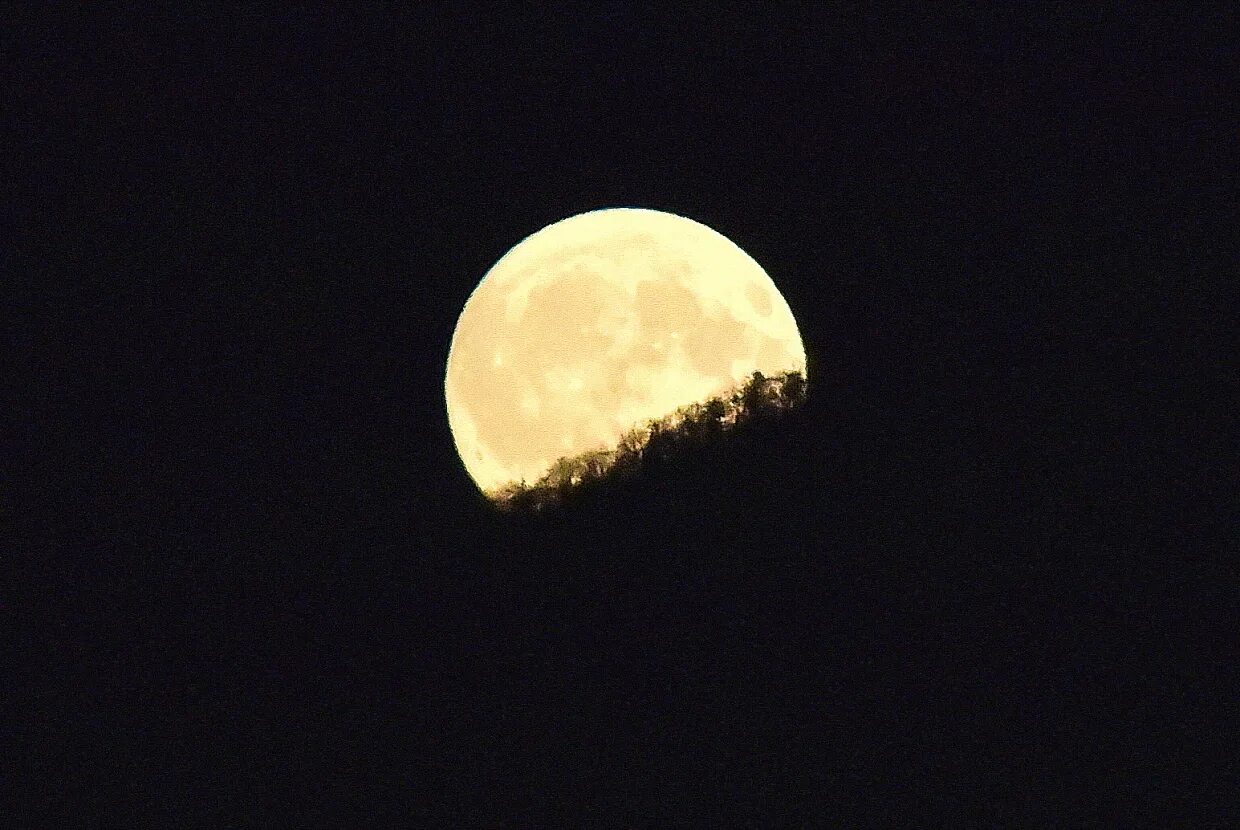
[[491, 370, 808, 514], [431, 350, 1137, 826]]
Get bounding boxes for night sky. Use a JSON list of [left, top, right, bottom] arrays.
[[9, 5, 1234, 825]]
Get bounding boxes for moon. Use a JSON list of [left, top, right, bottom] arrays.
[[444, 207, 806, 497]]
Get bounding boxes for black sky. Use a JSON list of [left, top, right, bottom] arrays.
[[8, 5, 1235, 825]]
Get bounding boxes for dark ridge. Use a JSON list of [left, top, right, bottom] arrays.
[[491, 369, 807, 514]]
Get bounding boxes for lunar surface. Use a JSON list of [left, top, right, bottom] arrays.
[[444, 207, 806, 496]]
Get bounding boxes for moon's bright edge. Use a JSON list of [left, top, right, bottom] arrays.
[[445, 207, 806, 495]]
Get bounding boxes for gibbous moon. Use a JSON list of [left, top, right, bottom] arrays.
[[445, 207, 806, 497]]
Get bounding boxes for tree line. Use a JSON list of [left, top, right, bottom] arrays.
[[491, 369, 807, 512]]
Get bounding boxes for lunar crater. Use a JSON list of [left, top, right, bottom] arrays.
[[746, 281, 773, 316]]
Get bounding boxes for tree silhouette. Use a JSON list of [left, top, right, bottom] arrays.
[[741, 370, 767, 413], [778, 370, 806, 410], [490, 369, 807, 512]]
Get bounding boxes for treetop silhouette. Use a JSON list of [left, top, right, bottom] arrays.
[[490, 369, 807, 513]]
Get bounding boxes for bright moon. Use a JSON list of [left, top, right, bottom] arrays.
[[445, 207, 806, 496]]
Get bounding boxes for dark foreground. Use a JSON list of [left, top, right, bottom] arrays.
[[19, 349, 1224, 825]]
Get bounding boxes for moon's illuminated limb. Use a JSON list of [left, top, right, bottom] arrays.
[[445, 207, 806, 496]]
